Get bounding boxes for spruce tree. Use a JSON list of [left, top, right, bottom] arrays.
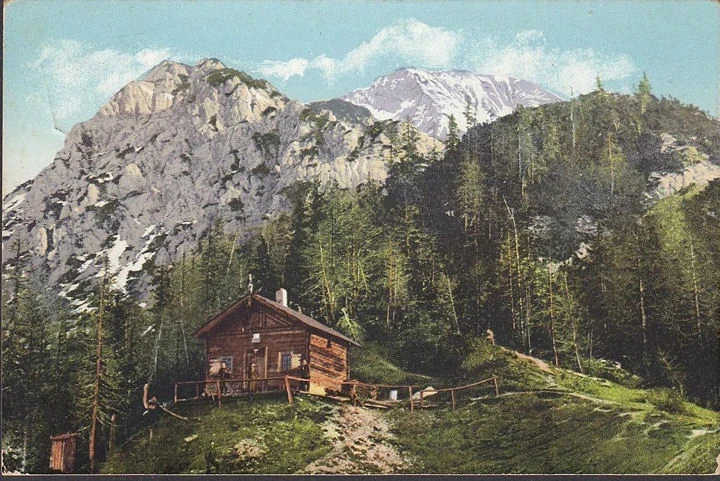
[[636, 72, 652, 114], [445, 114, 460, 152]]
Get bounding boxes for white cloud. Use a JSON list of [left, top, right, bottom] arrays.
[[257, 18, 461, 82], [471, 31, 635, 96], [257, 23, 635, 97], [30, 41, 172, 132], [258, 57, 310, 82], [515, 29, 545, 45]]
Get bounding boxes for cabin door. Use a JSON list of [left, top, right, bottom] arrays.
[[245, 347, 267, 379]]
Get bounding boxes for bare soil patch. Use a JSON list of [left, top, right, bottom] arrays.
[[299, 404, 411, 474]]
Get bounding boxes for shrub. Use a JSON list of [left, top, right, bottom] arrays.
[[250, 163, 271, 177], [227, 197, 244, 212], [646, 388, 686, 413], [582, 358, 643, 388], [206, 68, 269, 89], [365, 122, 385, 140]]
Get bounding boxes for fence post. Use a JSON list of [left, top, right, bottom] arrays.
[[408, 386, 414, 412], [174, 384, 178, 403], [493, 375, 499, 397], [216, 380, 222, 407], [196, 382, 199, 399], [451, 389, 456, 410], [285, 376, 293, 406]]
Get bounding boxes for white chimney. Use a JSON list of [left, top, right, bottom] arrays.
[[276, 288, 288, 307]]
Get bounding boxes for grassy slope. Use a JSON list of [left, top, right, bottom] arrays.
[[388, 342, 719, 474], [102, 394, 334, 474], [101, 343, 719, 474]]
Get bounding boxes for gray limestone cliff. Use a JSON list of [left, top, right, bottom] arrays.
[[2, 59, 440, 306]]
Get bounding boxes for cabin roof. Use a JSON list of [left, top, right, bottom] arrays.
[[192, 293, 361, 347]]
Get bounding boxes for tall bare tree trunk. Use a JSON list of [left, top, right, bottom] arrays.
[[505, 233, 517, 333], [179, 252, 189, 366], [689, 238, 702, 336], [21, 414, 28, 472], [89, 268, 107, 473], [109, 414, 116, 454], [444, 273, 460, 335], [607, 137, 616, 197], [639, 276, 648, 356], [570, 88, 576, 151], [319, 245, 335, 322], [503, 196, 525, 347], [573, 320, 584, 374], [549, 267, 559, 367], [562, 277, 584, 373]]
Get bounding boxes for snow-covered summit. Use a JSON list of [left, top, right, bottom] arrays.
[[341, 68, 563, 139]]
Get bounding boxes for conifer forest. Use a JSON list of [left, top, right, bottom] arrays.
[[2, 80, 719, 473]]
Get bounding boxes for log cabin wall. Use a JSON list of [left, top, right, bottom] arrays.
[[204, 303, 307, 380], [196, 294, 357, 392], [309, 333, 349, 391]]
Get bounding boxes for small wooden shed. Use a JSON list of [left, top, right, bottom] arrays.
[[193, 289, 360, 394], [49, 433, 78, 473]]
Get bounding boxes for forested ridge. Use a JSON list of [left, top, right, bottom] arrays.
[[2, 79, 719, 473]]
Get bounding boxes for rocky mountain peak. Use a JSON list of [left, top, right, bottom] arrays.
[[96, 58, 286, 125], [342, 68, 563, 139], [194, 57, 228, 73], [2, 60, 440, 306], [143, 59, 192, 82], [98, 61, 191, 118]]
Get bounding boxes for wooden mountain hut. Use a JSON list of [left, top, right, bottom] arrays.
[[192, 288, 360, 394], [49, 433, 78, 473]]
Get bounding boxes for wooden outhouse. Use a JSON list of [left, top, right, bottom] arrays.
[[192, 289, 360, 394], [49, 433, 78, 473]]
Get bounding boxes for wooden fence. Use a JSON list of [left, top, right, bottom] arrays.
[[172, 375, 499, 410], [341, 381, 419, 411], [173, 376, 296, 407], [417, 376, 499, 409]]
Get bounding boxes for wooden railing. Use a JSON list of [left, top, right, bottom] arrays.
[[341, 381, 419, 411], [173, 376, 295, 407], [172, 375, 499, 410], [417, 376, 499, 409]]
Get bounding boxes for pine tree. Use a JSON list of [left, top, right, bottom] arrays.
[[445, 114, 460, 152], [456, 159, 485, 237], [602, 134, 626, 197], [595, 74, 606, 94], [89, 266, 109, 472], [463, 95, 477, 129], [61, 263, 126, 473], [382, 240, 409, 330], [636, 72, 652, 114]]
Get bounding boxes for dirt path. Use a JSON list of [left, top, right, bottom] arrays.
[[299, 404, 411, 474]]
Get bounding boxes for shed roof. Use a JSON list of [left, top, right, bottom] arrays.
[[192, 293, 360, 347]]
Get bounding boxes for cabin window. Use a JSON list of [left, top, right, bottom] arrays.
[[278, 352, 302, 371], [326, 338, 332, 348], [208, 356, 233, 376], [280, 352, 292, 371]]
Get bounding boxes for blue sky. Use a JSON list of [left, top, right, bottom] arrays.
[[3, 0, 719, 193]]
